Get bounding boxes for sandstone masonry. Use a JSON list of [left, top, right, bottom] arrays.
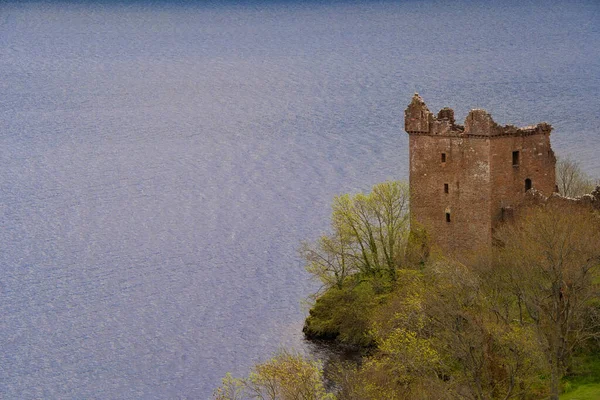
[[524, 186, 600, 211], [405, 94, 557, 254]]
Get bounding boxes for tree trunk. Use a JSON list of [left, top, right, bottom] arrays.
[[549, 358, 560, 400]]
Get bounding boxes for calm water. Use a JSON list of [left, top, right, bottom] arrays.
[[1, 0, 599, 398]]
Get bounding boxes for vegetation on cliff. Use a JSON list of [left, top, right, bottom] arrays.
[[214, 178, 600, 400], [300, 181, 414, 346]]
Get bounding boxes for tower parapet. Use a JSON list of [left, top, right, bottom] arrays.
[[405, 93, 553, 139], [405, 93, 463, 136], [404, 93, 432, 134]]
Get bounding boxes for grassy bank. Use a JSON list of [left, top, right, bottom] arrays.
[[560, 352, 600, 400]]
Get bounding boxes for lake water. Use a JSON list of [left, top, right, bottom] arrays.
[[1, 0, 598, 398]]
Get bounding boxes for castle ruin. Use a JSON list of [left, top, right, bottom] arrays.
[[405, 94, 557, 254]]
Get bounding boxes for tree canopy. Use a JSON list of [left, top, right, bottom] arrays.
[[300, 181, 410, 290], [215, 180, 600, 400]]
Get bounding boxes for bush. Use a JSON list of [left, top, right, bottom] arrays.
[[303, 275, 393, 347]]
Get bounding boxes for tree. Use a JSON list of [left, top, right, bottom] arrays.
[[331, 261, 547, 400], [494, 204, 600, 400], [301, 181, 410, 289], [214, 373, 245, 400], [213, 351, 335, 400], [302, 277, 384, 345], [300, 226, 356, 291], [556, 157, 596, 197], [301, 182, 411, 346], [423, 260, 546, 399], [325, 204, 600, 399]]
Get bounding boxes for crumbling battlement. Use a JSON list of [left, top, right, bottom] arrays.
[[405, 93, 552, 138], [525, 186, 600, 211]]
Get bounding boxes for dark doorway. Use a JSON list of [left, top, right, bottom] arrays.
[[525, 178, 532, 192]]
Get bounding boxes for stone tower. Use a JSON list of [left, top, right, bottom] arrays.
[[405, 94, 556, 254]]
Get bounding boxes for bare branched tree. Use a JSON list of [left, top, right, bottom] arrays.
[[556, 157, 595, 197]]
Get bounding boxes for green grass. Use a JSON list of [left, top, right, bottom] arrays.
[[560, 383, 600, 400], [560, 351, 600, 400]]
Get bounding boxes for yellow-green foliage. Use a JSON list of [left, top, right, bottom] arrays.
[[213, 351, 335, 400], [331, 260, 551, 399], [493, 204, 600, 399], [300, 181, 411, 291], [560, 384, 600, 400], [217, 183, 600, 399], [303, 275, 393, 346], [304, 201, 600, 399], [301, 181, 418, 347]]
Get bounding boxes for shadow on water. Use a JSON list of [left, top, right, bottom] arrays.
[[305, 338, 368, 391]]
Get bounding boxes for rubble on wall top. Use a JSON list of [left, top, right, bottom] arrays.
[[410, 93, 429, 109], [525, 187, 600, 211], [405, 95, 552, 137]]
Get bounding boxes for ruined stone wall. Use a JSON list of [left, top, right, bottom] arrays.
[[409, 134, 492, 254], [405, 94, 557, 254], [524, 186, 600, 211], [490, 132, 556, 227]]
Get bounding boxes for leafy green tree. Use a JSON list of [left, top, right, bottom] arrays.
[[300, 227, 355, 291], [332, 181, 410, 280], [494, 204, 600, 400], [303, 275, 393, 346], [423, 260, 546, 399], [330, 260, 548, 400], [214, 373, 245, 400], [330, 203, 600, 399], [301, 181, 410, 289], [213, 351, 335, 400]]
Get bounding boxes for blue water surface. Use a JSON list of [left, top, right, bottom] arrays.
[[1, 0, 599, 398]]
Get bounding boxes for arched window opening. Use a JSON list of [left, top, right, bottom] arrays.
[[446, 212, 451, 223], [525, 178, 532, 192]]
